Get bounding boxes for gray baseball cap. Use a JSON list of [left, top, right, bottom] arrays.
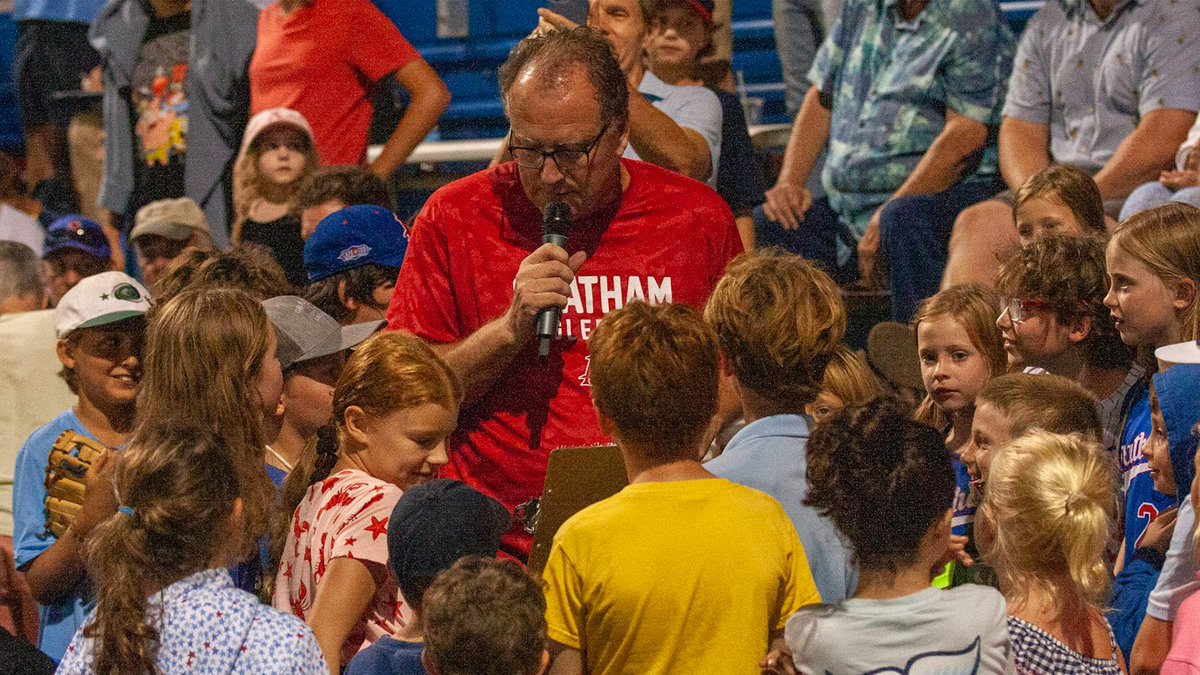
[[262, 296, 383, 370]]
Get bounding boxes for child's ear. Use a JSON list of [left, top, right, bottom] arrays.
[[342, 405, 371, 446], [337, 278, 360, 314], [56, 339, 76, 370], [536, 648, 551, 675], [593, 402, 618, 441], [1172, 277, 1197, 312], [1066, 314, 1092, 345]]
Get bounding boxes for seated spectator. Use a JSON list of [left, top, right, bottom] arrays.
[[249, 0, 450, 178], [994, 235, 1139, 454], [0, 152, 45, 254], [806, 345, 879, 424], [536, 0, 723, 184], [1013, 165, 1108, 246], [42, 216, 111, 306], [56, 430, 326, 674], [1121, 116, 1200, 221], [12, 272, 150, 662], [153, 246, 292, 306], [303, 206, 408, 325], [130, 197, 214, 292], [261, 295, 384, 485], [703, 250, 858, 603], [273, 332, 461, 671], [422, 557, 548, 675], [644, 0, 765, 247], [344, 480, 510, 675], [943, 0, 1200, 290], [234, 109, 320, 288], [91, 0, 261, 251], [758, 0, 1014, 322], [775, 400, 1011, 674], [0, 242, 46, 314], [297, 166, 393, 239], [542, 302, 820, 674], [980, 431, 1122, 673]]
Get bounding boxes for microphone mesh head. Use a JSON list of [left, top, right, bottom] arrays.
[[543, 202, 572, 237]]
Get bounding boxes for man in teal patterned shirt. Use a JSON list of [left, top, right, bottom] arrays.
[[757, 0, 1014, 321]]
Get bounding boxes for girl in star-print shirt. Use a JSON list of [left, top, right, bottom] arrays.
[[272, 331, 462, 670]]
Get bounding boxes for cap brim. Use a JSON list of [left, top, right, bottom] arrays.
[[291, 320, 384, 366], [75, 310, 148, 331], [130, 221, 194, 241], [1156, 341, 1200, 366]]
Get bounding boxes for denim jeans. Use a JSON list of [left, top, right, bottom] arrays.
[[880, 180, 1004, 322], [1119, 181, 1200, 221]]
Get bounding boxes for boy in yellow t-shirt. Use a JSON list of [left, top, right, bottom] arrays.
[[541, 301, 822, 675]]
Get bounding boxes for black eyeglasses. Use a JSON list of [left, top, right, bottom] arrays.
[[45, 222, 108, 252], [509, 122, 610, 172]]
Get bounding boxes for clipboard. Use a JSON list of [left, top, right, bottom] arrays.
[[527, 444, 627, 576]]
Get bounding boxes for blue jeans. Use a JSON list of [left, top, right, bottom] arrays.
[[752, 198, 859, 285], [880, 180, 1003, 323], [1119, 182, 1200, 221]]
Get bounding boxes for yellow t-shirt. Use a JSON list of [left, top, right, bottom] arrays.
[[542, 478, 821, 675]]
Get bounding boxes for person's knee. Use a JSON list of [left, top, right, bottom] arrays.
[[948, 199, 1007, 250]]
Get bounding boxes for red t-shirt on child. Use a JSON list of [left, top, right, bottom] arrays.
[[387, 159, 742, 559], [249, 0, 420, 165]]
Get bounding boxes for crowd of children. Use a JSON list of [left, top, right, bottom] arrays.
[[7, 0, 1200, 673]]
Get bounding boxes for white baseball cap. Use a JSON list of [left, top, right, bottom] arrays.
[[1157, 339, 1200, 368], [55, 271, 153, 338]]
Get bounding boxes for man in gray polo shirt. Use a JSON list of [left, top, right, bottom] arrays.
[[942, 0, 1200, 287]]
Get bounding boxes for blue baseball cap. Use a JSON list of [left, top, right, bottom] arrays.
[[44, 215, 111, 260], [304, 205, 409, 282]]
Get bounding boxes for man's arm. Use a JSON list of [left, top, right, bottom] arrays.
[[625, 85, 712, 181], [998, 116, 1051, 192], [547, 640, 585, 675], [761, 86, 833, 230], [1092, 109, 1197, 201], [428, 244, 587, 408]]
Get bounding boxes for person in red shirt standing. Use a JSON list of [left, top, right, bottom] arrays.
[[387, 27, 742, 561], [249, 0, 450, 179]]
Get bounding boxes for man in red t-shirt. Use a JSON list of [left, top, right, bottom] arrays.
[[387, 28, 741, 560]]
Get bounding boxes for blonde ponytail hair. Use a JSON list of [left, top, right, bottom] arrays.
[[981, 430, 1115, 613]]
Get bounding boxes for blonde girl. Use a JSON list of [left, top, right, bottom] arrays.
[[57, 431, 325, 674], [1104, 203, 1200, 363], [1013, 164, 1108, 246], [806, 346, 879, 424], [273, 331, 462, 672], [136, 286, 285, 591], [979, 430, 1122, 673], [233, 108, 321, 287]]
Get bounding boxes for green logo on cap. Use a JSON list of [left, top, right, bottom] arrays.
[[112, 283, 143, 302]]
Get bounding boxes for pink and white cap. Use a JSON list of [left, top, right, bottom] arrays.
[[239, 108, 316, 157]]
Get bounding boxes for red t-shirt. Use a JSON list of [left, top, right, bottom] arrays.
[[387, 159, 742, 558], [249, 0, 420, 165]]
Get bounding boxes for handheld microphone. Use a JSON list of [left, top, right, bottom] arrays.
[[536, 202, 572, 358]]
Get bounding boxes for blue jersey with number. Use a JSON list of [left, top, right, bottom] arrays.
[[1119, 382, 1175, 556]]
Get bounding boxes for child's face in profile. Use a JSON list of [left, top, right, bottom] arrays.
[[283, 351, 346, 439], [355, 402, 457, 489], [996, 298, 1073, 370], [805, 390, 845, 425], [961, 400, 1011, 492], [1014, 194, 1085, 247], [253, 324, 286, 438], [255, 125, 310, 188], [917, 315, 992, 418], [647, 4, 709, 73], [1144, 385, 1177, 496], [1104, 241, 1185, 348]]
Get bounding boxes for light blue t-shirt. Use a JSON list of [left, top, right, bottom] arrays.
[[13, 0, 106, 24], [625, 71, 723, 187], [705, 414, 857, 603], [12, 408, 97, 663], [785, 585, 1012, 674]]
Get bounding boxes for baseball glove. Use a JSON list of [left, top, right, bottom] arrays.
[[43, 431, 109, 538]]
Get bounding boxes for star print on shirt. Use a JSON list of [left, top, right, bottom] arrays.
[[364, 516, 389, 540]]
